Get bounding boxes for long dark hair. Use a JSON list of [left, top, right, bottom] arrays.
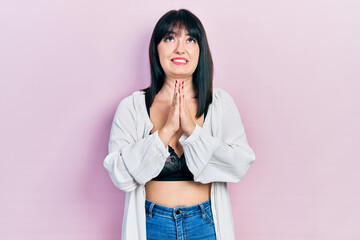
[[142, 9, 213, 118]]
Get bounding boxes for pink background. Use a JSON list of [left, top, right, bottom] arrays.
[[1, 0, 359, 239]]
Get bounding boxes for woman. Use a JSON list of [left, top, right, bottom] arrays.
[[104, 9, 255, 240]]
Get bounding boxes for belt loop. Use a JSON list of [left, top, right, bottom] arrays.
[[148, 202, 155, 219], [199, 203, 206, 220]]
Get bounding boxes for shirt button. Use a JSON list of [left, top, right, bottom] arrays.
[[176, 210, 180, 215]]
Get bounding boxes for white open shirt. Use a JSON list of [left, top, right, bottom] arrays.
[[104, 88, 256, 240]]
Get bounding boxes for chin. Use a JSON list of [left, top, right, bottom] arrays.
[[172, 74, 193, 79], [171, 70, 196, 76]]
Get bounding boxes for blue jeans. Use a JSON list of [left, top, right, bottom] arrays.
[[145, 199, 216, 240]]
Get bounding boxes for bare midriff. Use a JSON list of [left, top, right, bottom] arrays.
[[145, 181, 211, 207]]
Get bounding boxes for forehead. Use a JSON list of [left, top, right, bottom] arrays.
[[167, 25, 189, 36]]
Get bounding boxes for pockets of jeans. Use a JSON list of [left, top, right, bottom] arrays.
[[146, 212, 159, 222], [204, 210, 214, 225]]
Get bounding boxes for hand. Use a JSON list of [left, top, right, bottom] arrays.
[[164, 80, 181, 134], [179, 81, 196, 136]]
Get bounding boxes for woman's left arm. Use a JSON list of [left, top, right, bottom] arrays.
[[179, 90, 255, 184]]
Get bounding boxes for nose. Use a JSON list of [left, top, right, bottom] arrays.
[[174, 40, 185, 54]]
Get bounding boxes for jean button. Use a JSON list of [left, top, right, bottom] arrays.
[[176, 210, 180, 215]]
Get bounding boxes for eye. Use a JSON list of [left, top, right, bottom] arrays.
[[164, 36, 174, 42], [188, 38, 197, 43]]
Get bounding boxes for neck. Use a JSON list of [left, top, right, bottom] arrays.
[[160, 76, 196, 99]]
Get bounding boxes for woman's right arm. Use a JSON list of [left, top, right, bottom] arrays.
[[103, 95, 170, 192]]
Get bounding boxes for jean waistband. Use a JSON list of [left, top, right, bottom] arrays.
[[145, 199, 212, 218]]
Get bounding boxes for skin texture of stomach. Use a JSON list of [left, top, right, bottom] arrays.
[[145, 180, 211, 207]]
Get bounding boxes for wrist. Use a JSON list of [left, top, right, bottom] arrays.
[[158, 125, 175, 147], [162, 124, 177, 136], [185, 123, 196, 136]]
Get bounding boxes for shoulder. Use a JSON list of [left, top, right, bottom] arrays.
[[211, 88, 239, 116], [212, 88, 235, 104], [115, 90, 145, 115], [117, 90, 144, 107]]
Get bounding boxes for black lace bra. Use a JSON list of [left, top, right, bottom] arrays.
[[152, 145, 194, 181]]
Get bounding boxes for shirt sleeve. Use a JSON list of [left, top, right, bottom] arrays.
[[179, 90, 255, 184], [103, 95, 170, 192]]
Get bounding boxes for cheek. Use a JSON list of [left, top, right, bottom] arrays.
[[158, 43, 166, 54], [158, 45, 172, 62], [157, 47, 167, 66], [192, 46, 200, 60], [192, 49, 200, 64], [157, 46, 163, 58]]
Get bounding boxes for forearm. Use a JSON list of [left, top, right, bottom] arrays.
[[158, 125, 176, 147], [180, 124, 255, 183]]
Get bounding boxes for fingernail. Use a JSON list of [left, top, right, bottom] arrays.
[[176, 80, 178, 83], [182, 86, 184, 89], [182, 81, 184, 84]]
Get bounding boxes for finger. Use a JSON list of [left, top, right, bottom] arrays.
[[183, 92, 185, 108], [179, 81, 183, 110], [181, 82, 185, 109], [179, 90, 182, 113], [172, 80, 177, 107], [175, 80, 179, 107]]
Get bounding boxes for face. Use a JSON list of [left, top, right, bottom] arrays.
[[157, 27, 200, 80]]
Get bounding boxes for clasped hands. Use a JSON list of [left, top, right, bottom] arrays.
[[159, 80, 196, 146]]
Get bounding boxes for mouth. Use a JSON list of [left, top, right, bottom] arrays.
[[171, 58, 188, 63]]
